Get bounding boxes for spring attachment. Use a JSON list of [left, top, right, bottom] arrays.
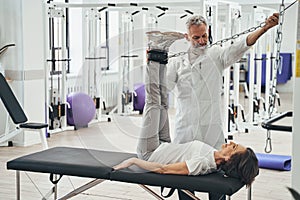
[[264, 130, 272, 153]]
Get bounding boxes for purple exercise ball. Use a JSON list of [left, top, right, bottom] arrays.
[[67, 92, 96, 127], [133, 83, 145, 112]]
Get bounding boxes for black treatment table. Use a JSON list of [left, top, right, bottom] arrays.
[[7, 147, 252, 200]]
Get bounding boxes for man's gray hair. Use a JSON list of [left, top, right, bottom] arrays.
[[186, 15, 207, 30]]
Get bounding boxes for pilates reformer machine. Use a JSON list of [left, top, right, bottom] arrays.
[[119, 11, 139, 115], [224, 6, 277, 134], [46, 3, 112, 133], [7, 146, 252, 200], [83, 7, 110, 122]]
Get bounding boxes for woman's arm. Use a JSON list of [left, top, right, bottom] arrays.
[[113, 157, 189, 175], [246, 13, 279, 46]]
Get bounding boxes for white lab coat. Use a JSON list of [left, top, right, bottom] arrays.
[[167, 37, 251, 149]]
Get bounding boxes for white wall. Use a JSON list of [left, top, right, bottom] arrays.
[[0, 0, 46, 146], [292, 1, 300, 195], [0, 0, 24, 140]]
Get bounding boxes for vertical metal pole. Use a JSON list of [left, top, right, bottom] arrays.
[[65, 0, 70, 74], [117, 12, 123, 114], [16, 171, 20, 200], [90, 8, 96, 98], [49, 9, 55, 132], [265, 44, 271, 116], [95, 10, 102, 120], [39, 129, 48, 149], [256, 40, 262, 109], [248, 47, 255, 123], [61, 11, 67, 128], [223, 4, 231, 137], [232, 5, 241, 129], [88, 9, 93, 96], [233, 62, 240, 124], [4, 113, 10, 136], [54, 174, 58, 200], [247, 185, 252, 200], [105, 11, 109, 71], [83, 8, 89, 94], [292, 0, 300, 193], [44, 1, 50, 136]]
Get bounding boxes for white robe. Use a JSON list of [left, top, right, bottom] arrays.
[[167, 37, 251, 148], [148, 140, 217, 175]]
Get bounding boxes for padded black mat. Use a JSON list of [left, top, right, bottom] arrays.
[[7, 147, 135, 179], [111, 169, 244, 195], [7, 147, 244, 195], [0, 72, 27, 124]]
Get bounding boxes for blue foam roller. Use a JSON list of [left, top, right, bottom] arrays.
[[256, 153, 291, 171]]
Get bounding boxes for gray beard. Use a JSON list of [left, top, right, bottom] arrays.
[[188, 45, 205, 64]]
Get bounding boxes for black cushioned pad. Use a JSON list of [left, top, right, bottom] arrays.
[[7, 147, 135, 179], [7, 147, 244, 195], [20, 123, 48, 129], [0, 72, 27, 124], [111, 170, 244, 195]]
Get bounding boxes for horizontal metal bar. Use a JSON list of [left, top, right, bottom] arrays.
[[139, 184, 164, 200], [48, 2, 202, 8], [261, 111, 293, 132], [181, 190, 201, 200], [58, 179, 105, 200]]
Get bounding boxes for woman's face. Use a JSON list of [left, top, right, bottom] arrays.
[[220, 141, 247, 157]]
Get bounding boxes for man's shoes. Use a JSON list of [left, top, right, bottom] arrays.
[[146, 31, 185, 51]]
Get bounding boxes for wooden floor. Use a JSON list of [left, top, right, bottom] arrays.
[[0, 92, 294, 200]]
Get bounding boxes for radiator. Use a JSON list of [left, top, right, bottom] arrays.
[[96, 74, 118, 108], [50, 72, 119, 109]]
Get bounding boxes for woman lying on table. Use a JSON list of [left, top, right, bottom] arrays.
[[113, 31, 259, 187]]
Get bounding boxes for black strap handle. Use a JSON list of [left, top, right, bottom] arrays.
[[50, 174, 63, 184], [161, 187, 176, 198]]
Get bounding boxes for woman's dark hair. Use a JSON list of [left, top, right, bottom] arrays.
[[220, 147, 259, 187]]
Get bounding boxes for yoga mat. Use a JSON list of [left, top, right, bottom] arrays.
[[256, 153, 291, 171]]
